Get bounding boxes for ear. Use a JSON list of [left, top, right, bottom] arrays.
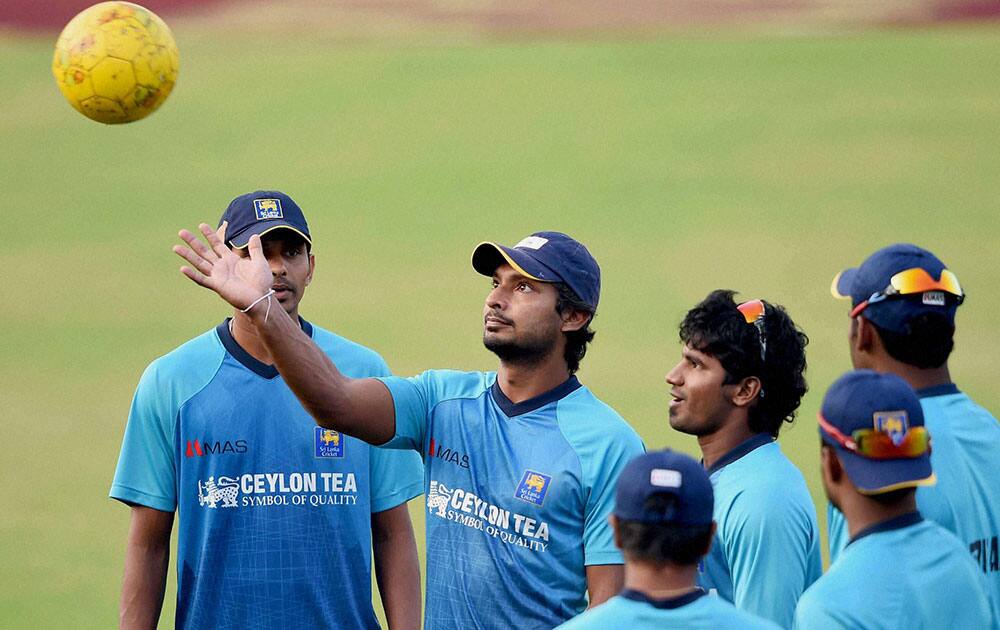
[[821, 444, 844, 486], [729, 376, 763, 408], [855, 316, 877, 354], [559, 308, 591, 334], [306, 253, 316, 286]]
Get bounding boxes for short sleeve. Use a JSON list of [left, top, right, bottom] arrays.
[[826, 502, 849, 564], [378, 374, 433, 452], [109, 363, 179, 512], [582, 429, 646, 566], [368, 445, 424, 513], [793, 590, 842, 630]]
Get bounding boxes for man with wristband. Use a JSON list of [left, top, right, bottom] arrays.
[[112, 191, 423, 629]]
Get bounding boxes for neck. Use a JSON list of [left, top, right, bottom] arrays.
[[231, 308, 297, 364], [496, 353, 572, 404], [624, 558, 699, 598], [842, 491, 918, 541], [880, 358, 952, 391], [697, 413, 755, 470]]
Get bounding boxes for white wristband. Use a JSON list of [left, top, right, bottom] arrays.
[[241, 289, 276, 323]]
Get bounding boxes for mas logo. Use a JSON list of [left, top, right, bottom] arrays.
[[253, 198, 283, 220], [874, 410, 909, 446], [515, 470, 552, 506], [315, 427, 345, 458]]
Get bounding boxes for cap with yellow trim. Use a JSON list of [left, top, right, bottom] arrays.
[[472, 231, 601, 311], [219, 190, 312, 249], [820, 369, 935, 495]]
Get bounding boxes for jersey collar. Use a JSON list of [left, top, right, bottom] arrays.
[[490, 375, 582, 417], [619, 588, 706, 609], [705, 433, 773, 475], [915, 383, 960, 399], [848, 510, 923, 547], [216, 317, 314, 379]]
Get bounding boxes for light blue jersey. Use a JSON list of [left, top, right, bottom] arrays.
[[826, 385, 1000, 606], [699, 434, 822, 628], [797, 513, 996, 630], [110, 320, 424, 630], [556, 589, 781, 629], [379, 370, 645, 629]]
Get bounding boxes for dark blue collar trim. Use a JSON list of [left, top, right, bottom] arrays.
[[216, 317, 313, 379], [490, 375, 582, 417], [848, 511, 923, 547], [706, 433, 773, 475], [916, 383, 960, 399], [619, 588, 706, 609]]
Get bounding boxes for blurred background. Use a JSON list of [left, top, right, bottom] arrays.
[[2, 1, 999, 627]]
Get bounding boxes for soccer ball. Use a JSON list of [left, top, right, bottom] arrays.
[[52, 2, 179, 124]]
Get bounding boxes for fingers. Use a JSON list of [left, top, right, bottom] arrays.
[[179, 265, 212, 288], [247, 233, 263, 261], [173, 244, 215, 277], [178, 228, 218, 264], [216, 221, 228, 242], [199, 223, 231, 259]]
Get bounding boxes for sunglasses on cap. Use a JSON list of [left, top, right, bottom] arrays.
[[737, 299, 767, 362], [850, 267, 965, 318], [817, 412, 931, 459]]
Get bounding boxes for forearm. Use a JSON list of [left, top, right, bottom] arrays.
[[248, 303, 395, 444], [585, 564, 624, 607], [120, 535, 170, 628], [372, 506, 422, 630]]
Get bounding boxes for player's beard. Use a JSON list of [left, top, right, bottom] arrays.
[[483, 329, 558, 367]]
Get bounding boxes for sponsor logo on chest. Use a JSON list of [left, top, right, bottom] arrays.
[[185, 439, 247, 458], [196, 471, 359, 510], [428, 437, 470, 469]]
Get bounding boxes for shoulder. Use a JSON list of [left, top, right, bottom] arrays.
[[700, 597, 783, 629], [309, 324, 389, 377], [141, 328, 225, 390], [556, 385, 644, 447], [386, 369, 493, 405], [557, 597, 634, 629]]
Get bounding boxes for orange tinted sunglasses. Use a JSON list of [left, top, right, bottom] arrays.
[[817, 412, 931, 459], [737, 299, 767, 362], [851, 268, 964, 318]]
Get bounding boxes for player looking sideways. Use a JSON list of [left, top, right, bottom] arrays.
[[556, 449, 780, 630], [112, 191, 423, 630], [172, 226, 646, 629], [665, 290, 821, 628], [826, 243, 1000, 605], [794, 370, 996, 629]]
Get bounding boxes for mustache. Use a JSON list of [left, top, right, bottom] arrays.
[[484, 310, 512, 325]]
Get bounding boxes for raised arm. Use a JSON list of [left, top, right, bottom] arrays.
[[173, 224, 396, 444]]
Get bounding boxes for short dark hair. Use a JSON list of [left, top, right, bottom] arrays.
[[554, 283, 595, 375], [869, 312, 955, 369], [679, 289, 809, 438], [617, 494, 713, 566], [868, 487, 916, 506]]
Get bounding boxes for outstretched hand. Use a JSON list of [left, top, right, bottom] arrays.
[[173, 224, 271, 311]]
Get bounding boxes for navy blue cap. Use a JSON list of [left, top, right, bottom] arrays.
[[820, 370, 935, 495], [614, 450, 714, 525], [218, 190, 312, 249], [471, 232, 601, 311], [831, 244, 960, 333]]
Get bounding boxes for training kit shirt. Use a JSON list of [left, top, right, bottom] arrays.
[[796, 513, 997, 629], [555, 589, 781, 629], [699, 434, 822, 629], [378, 370, 646, 629], [110, 320, 424, 630], [827, 385, 1000, 606]]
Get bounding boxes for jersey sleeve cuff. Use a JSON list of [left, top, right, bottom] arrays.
[[109, 484, 176, 513], [583, 550, 625, 566], [371, 481, 424, 514]]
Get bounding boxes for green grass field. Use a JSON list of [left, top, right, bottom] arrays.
[[2, 18, 1000, 628]]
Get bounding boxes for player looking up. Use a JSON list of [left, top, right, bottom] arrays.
[[794, 370, 996, 629], [665, 290, 820, 628], [172, 226, 646, 629], [112, 191, 423, 629], [556, 449, 779, 630], [827, 244, 1000, 605]]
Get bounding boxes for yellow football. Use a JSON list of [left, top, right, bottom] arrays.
[[52, 2, 179, 124]]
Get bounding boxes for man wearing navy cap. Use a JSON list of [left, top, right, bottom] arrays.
[[794, 370, 996, 629], [827, 244, 1000, 609], [113, 191, 424, 629], [173, 226, 645, 629], [557, 450, 779, 629]]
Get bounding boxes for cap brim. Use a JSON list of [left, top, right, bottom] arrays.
[[831, 268, 857, 300], [471, 242, 554, 282], [835, 445, 936, 495], [229, 223, 312, 249]]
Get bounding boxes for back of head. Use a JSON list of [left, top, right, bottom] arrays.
[[680, 289, 809, 438], [614, 450, 714, 567]]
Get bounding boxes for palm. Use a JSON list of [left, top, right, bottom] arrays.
[[174, 223, 271, 310]]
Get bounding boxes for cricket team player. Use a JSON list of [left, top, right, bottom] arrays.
[[826, 244, 1000, 608], [557, 449, 779, 630], [665, 290, 822, 627], [112, 192, 424, 629], [172, 226, 645, 628], [795, 369, 996, 629]]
